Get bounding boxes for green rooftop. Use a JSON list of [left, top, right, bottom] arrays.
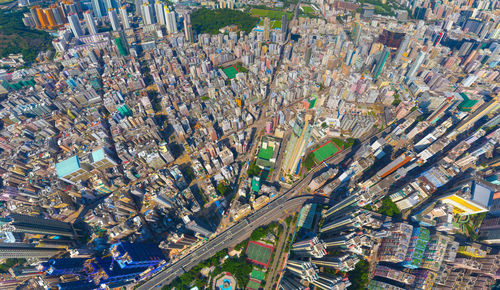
[[252, 177, 261, 192], [458, 92, 478, 112], [115, 37, 128, 56], [308, 95, 317, 109]]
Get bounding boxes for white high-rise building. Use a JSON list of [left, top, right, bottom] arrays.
[[119, 6, 130, 29], [142, 3, 154, 25], [155, 1, 165, 26], [406, 51, 426, 81], [68, 13, 84, 38], [135, 0, 143, 17], [109, 8, 120, 31], [84, 10, 98, 35], [183, 13, 193, 42], [393, 34, 410, 64], [165, 8, 177, 34]]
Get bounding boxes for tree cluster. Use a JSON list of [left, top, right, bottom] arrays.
[[191, 8, 259, 35], [217, 181, 232, 197], [247, 161, 261, 177], [0, 9, 52, 63], [377, 197, 401, 217], [347, 259, 370, 290]]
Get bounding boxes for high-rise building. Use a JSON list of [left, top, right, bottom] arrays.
[[280, 275, 307, 290], [91, 0, 106, 18], [406, 51, 426, 81], [454, 95, 500, 134], [310, 273, 351, 290], [0, 213, 77, 237], [110, 242, 165, 269], [438, 181, 493, 216], [165, 8, 177, 34], [420, 233, 451, 271], [30, 6, 41, 27], [322, 232, 365, 254], [281, 14, 287, 39], [119, 6, 130, 29], [105, 0, 119, 11], [41, 258, 87, 276], [35, 6, 49, 29], [84, 256, 147, 287], [264, 17, 270, 42], [373, 46, 389, 80], [153, 193, 173, 208], [311, 254, 360, 272], [55, 155, 92, 184], [393, 34, 410, 64], [142, 3, 155, 25], [135, 0, 143, 17], [352, 21, 361, 45], [0, 243, 62, 259], [374, 265, 416, 285], [322, 195, 360, 219], [291, 237, 327, 258], [159, 142, 175, 163], [185, 219, 213, 237], [286, 260, 319, 282], [68, 13, 84, 38], [184, 13, 193, 42], [376, 152, 413, 179], [109, 8, 121, 31], [84, 10, 98, 35], [281, 113, 313, 179], [378, 223, 414, 263], [89, 147, 119, 171], [155, 1, 165, 26], [160, 233, 198, 249], [401, 227, 430, 269], [44, 7, 57, 29], [51, 6, 64, 25], [320, 213, 359, 233]]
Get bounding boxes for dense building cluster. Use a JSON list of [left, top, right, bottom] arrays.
[[0, 0, 498, 287]]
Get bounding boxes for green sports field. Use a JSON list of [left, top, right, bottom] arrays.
[[301, 6, 315, 14], [246, 241, 273, 267], [258, 146, 274, 160], [258, 19, 282, 29], [223, 66, 239, 79], [251, 269, 266, 280], [250, 8, 293, 20], [312, 141, 341, 163], [246, 279, 261, 290]]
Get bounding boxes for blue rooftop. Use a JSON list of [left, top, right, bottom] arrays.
[[56, 156, 81, 178], [91, 148, 105, 163]]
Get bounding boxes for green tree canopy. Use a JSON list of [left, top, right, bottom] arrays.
[[0, 9, 52, 63], [377, 197, 401, 217], [347, 259, 370, 290], [191, 8, 259, 35]]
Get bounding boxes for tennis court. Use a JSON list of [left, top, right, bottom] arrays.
[[251, 269, 266, 281], [246, 279, 261, 290], [245, 241, 274, 268], [223, 66, 239, 79], [311, 141, 342, 163]]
